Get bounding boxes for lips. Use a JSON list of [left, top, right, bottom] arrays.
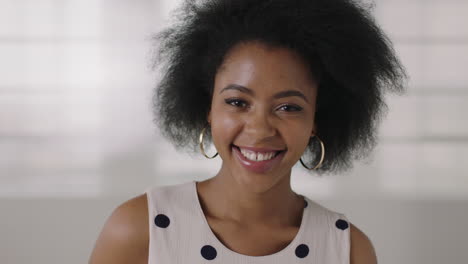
[[232, 144, 286, 174]]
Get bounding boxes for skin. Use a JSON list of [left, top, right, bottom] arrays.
[[208, 41, 317, 197], [89, 41, 378, 264]]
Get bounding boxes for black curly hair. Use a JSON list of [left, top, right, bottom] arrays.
[[152, 0, 406, 175]]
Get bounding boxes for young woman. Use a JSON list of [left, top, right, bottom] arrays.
[[89, 0, 405, 263]]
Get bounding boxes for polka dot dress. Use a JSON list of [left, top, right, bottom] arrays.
[[145, 181, 350, 264]]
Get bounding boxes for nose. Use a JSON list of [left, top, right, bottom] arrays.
[[243, 108, 276, 140]]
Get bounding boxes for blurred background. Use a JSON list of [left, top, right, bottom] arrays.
[[0, 0, 467, 263]]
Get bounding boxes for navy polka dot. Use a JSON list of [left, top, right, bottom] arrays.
[[201, 245, 217, 260], [295, 244, 309, 258], [154, 214, 170, 228], [335, 219, 349, 230], [304, 200, 308, 208]]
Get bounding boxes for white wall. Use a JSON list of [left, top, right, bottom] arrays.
[[1, 0, 467, 263]]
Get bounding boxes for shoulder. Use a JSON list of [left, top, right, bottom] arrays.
[[350, 223, 378, 264], [89, 194, 149, 264]]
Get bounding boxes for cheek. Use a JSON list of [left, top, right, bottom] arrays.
[[283, 124, 312, 144], [280, 116, 315, 150], [210, 111, 242, 146]]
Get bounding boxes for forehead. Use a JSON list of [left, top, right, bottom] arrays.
[[215, 41, 317, 93]]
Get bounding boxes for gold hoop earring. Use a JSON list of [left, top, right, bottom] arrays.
[[300, 135, 325, 170], [199, 126, 218, 159]]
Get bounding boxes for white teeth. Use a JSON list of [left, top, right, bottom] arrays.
[[239, 148, 277, 161], [258, 153, 264, 161]]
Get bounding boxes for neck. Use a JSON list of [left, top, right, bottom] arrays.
[[196, 164, 303, 227]]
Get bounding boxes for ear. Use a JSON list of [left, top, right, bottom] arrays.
[[207, 110, 212, 125], [311, 123, 317, 137]]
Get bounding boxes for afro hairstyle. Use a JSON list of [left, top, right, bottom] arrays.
[[152, 0, 406, 175]]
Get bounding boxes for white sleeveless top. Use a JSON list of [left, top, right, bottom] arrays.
[[145, 180, 350, 264]]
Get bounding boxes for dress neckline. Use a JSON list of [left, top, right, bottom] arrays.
[[191, 180, 309, 260]]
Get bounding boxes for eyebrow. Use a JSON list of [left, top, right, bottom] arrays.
[[220, 84, 309, 103]]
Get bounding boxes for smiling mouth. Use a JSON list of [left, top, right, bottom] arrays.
[[232, 144, 285, 162]]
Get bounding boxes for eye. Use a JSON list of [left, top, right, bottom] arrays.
[[277, 104, 303, 112], [225, 98, 248, 108]]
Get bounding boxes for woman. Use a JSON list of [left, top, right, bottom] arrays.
[[89, 0, 405, 263]]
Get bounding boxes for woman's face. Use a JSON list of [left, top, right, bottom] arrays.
[[209, 41, 318, 188]]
